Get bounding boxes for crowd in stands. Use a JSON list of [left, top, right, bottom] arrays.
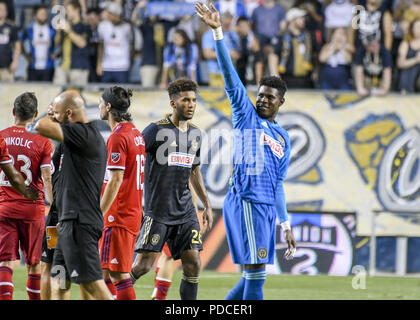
[[0, 0, 420, 94]]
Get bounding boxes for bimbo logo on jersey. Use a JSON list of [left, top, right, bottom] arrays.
[[168, 152, 194, 168], [260, 133, 284, 159]]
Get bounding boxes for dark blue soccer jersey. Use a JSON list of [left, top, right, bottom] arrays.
[[142, 117, 202, 225]]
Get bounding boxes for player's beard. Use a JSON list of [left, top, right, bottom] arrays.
[[61, 114, 70, 124]]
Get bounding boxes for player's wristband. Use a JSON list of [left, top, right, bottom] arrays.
[[281, 221, 291, 231], [212, 26, 223, 41]]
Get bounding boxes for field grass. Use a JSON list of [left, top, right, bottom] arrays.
[[9, 266, 420, 300]]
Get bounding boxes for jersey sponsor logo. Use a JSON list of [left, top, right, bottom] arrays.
[[151, 234, 160, 246], [260, 133, 284, 159], [168, 152, 194, 168], [4, 137, 33, 150], [111, 152, 121, 163], [111, 258, 119, 264], [108, 215, 114, 223]]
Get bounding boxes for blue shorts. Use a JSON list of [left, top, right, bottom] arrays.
[[223, 189, 276, 265]]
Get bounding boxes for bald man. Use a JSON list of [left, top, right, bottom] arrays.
[[35, 91, 113, 300]]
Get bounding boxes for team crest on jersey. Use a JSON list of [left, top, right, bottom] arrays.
[[168, 152, 194, 168], [260, 133, 284, 159], [191, 140, 199, 151], [111, 152, 121, 163], [151, 234, 160, 246], [258, 248, 268, 259], [277, 134, 285, 147]]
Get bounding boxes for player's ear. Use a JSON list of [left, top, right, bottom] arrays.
[[170, 99, 176, 109], [106, 103, 112, 112], [34, 110, 38, 118]]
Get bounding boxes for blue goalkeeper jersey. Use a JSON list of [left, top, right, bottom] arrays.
[[214, 37, 291, 206]]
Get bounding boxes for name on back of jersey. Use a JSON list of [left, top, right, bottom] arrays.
[[4, 136, 33, 150], [168, 152, 194, 168], [260, 133, 284, 159]]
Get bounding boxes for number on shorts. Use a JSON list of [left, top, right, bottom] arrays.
[[0, 154, 32, 186], [191, 229, 202, 244]]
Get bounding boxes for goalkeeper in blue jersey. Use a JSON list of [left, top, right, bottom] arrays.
[[196, 2, 297, 300]]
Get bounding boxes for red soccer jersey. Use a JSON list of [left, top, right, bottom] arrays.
[[0, 135, 12, 165], [0, 126, 53, 219], [102, 122, 145, 235]]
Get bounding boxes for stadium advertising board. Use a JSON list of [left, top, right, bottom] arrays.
[[0, 85, 419, 237], [270, 211, 356, 276]]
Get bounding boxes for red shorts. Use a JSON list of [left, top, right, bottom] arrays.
[[0, 216, 45, 265], [162, 242, 172, 258], [99, 227, 137, 273]]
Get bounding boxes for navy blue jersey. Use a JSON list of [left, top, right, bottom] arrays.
[[142, 117, 201, 225]]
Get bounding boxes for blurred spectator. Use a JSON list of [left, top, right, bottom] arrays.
[[251, 0, 286, 53], [397, 18, 420, 93], [202, 11, 240, 87], [268, 8, 314, 88], [293, 0, 324, 50], [53, 0, 91, 85], [349, 0, 393, 53], [87, 8, 100, 82], [131, 0, 161, 87], [159, 29, 198, 88], [20, 6, 55, 82], [97, 2, 133, 83], [354, 35, 392, 96], [20, 6, 56, 82], [1, 0, 13, 21], [0, 1, 20, 82], [243, 0, 259, 17], [214, 0, 247, 19], [318, 27, 352, 90], [400, 0, 420, 37], [323, 0, 356, 41], [167, 14, 200, 44], [235, 16, 263, 86]]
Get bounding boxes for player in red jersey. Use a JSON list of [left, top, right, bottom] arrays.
[[0, 92, 53, 300], [98, 86, 145, 300], [0, 135, 38, 201]]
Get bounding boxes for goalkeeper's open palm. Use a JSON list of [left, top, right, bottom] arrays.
[[195, 2, 221, 29]]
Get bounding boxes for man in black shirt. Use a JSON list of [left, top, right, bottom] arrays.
[[130, 78, 213, 300], [35, 91, 113, 300]]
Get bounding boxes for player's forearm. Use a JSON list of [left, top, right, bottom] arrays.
[[2, 163, 28, 197], [35, 117, 64, 142], [100, 178, 123, 215], [190, 166, 211, 209], [275, 180, 290, 230], [41, 167, 53, 205], [214, 31, 241, 90]]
